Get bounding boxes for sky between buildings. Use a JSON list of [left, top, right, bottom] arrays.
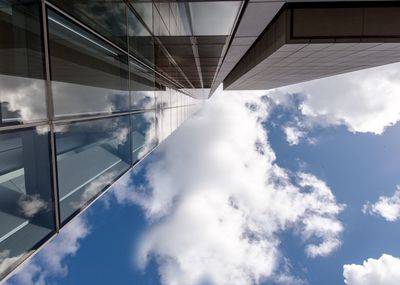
[[4, 62, 400, 285]]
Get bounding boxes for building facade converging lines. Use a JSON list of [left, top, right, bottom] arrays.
[[1, 0, 400, 281]]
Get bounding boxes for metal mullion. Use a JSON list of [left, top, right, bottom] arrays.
[[52, 109, 157, 125], [0, 121, 49, 132], [126, 3, 135, 167], [41, 0, 61, 232]]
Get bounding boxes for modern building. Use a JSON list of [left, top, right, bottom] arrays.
[[1, 0, 400, 281]]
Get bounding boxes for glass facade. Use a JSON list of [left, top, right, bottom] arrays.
[[55, 116, 131, 223], [0, 0, 46, 125], [0, 127, 54, 277], [0, 0, 203, 280], [48, 9, 130, 117]]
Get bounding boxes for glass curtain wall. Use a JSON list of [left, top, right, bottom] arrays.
[[0, 0, 203, 280], [0, 0, 47, 125]]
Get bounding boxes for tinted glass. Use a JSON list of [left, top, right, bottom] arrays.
[[131, 112, 157, 163], [0, 127, 54, 278], [49, 0, 127, 49], [127, 5, 154, 66], [130, 60, 155, 110], [0, 0, 47, 125], [48, 10, 129, 118], [130, 1, 153, 33], [55, 116, 131, 222]]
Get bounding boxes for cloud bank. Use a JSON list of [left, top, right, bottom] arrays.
[[269, 62, 400, 145], [363, 186, 400, 222], [119, 90, 344, 285], [343, 254, 400, 285]]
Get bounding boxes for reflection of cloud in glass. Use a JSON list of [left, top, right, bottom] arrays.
[[138, 112, 158, 159], [131, 91, 155, 110], [18, 195, 48, 218], [35, 125, 50, 136], [0, 74, 46, 123], [113, 127, 130, 146], [0, 250, 25, 276], [155, 90, 170, 109], [70, 171, 117, 211], [53, 81, 129, 117]]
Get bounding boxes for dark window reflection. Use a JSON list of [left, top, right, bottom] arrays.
[[48, 10, 130, 117], [130, 1, 153, 33], [127, 5, 154, 66], [0, 1, 47, 125], [49, 0, 127, 50], [0, 127, 54, 278], [131, 112, 157, 163], [129, 60, 155, 110], [55, 116, 131, 223]]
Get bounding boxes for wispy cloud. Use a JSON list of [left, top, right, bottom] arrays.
[[116, 89, 344, 285], [363, 186, 400, 222], [4, 216, 90, 285], [343, 254, 400, 285]]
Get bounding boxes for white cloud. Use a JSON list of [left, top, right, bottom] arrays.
[[270, 62, 400, 143], [363, 186, 400, 222], [117, 89, 344, 285], [343, 254, 400, 285], [4, 216, 90, 285], [283, 126, 305, 146]]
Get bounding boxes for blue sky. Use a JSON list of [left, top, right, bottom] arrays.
[[4, 62, 400, 285]]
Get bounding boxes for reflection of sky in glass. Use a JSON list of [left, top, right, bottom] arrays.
[[189, 2, 241, 35], [55, 116, 131, 222], [0, 128, 54, 278], [0, 75, 47, 124], [131, 91, 155, 111], [53, 81, 129, 117], [132, 112, 158, 161]]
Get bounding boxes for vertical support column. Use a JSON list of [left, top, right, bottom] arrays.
[[126, 5, 134, 166], [40, 0, 60, 231]]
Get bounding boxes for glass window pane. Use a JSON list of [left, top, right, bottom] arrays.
[[131, 112, 157, 163], [49, 0, 127, 50], [189, 2, 241, 35], [48, 10, 129, 118], [159, 107, 172, 142], [155, 88, 170, 109], [130, 60, 155, 110], [0, 127, 54, 278], [0, 1, 47, 125], [128, 4, 154, 67], [130, 2, 153, 33], [55, 116, 131, 222]]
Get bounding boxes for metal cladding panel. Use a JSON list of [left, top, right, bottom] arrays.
[[223, 2, 400, 91]]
